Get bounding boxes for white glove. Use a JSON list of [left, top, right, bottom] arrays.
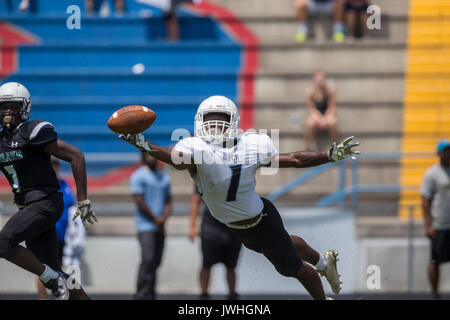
[[73, 199, 97, 228], [328, 136, 361, 162], [118, 133, 154, 153]]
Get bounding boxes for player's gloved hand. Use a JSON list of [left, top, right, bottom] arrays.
[[328, 136, 361, 162], [73, 199, 98, 228], [118, 133, 153, 153]]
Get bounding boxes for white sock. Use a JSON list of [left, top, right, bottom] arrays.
[[39, 264, 58, 283], [297, 23, 308, 34], [315, 254, 327, 272]]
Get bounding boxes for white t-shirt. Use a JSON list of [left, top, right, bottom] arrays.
[[174, 132, 278, 224], [421, 164, 450, 230]]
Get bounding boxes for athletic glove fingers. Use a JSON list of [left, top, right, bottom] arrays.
[[347, 142, 360, 148], [341, 136, 354, 146]]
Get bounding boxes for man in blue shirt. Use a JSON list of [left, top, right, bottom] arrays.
[[131, 152, 172, 300]]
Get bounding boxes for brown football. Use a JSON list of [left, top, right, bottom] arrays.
[[107, 105, 156, 134]]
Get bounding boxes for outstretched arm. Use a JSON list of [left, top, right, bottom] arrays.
[[271, 151, 331, 168], [119, 133, 196, 172], [263, 136, 360, 168]]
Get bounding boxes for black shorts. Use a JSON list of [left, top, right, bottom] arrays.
[[201, 223, 242, 269], [345, 2, 369, 13], [228, 198, 303, 278], [0, 192, 64, 270], [431, 229, 450, 264]]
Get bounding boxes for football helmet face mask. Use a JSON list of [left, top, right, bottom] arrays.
[[194, 95, 240, 145], [0, 82, 32, 130]]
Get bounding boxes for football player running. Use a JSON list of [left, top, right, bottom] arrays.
[[120, 95, 360, 299], [0, 82, 96, 300]]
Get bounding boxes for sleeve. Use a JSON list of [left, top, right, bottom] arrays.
[[255, 133, 278, 166], [173, 137, 195, 155], [420, 169, 435, 200], [130, 171, 145, 195], [28, 121, 57, 148]]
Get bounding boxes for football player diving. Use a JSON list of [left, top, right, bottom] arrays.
[[0, 82, 96, 300], [120, 95, 360, 299]]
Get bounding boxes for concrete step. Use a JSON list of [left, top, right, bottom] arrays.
[[210, 0, 410, 18], [254, 102, 403, 134], [356, 216, 425, 238], [255, 71, 405, 101], [275, 133, 401, 153], [241, 15, 407, 43], [258, 42, 406, 72]]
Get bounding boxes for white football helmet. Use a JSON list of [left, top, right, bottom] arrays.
[[0, 82, 32, 129], [194, 95, 240, 144]]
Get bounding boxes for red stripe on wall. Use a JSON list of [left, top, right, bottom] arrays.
[[0, 22, 38, 76]]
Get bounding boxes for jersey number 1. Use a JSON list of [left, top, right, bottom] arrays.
[[226, 164, 242, 202]]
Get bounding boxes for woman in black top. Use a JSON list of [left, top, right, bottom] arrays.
[[305, 71, 339, 150]]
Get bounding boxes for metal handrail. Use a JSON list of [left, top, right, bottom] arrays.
[[267, 152, 437, 208]]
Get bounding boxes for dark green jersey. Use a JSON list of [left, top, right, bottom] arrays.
[[0, 120, 59, 206]]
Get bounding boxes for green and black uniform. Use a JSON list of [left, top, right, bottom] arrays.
[[0, 120, 63, 270]]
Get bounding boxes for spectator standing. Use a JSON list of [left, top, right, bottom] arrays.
[[421, 140, 450, 299], [304, 71, 339, 150], [295, 0, 346, 43], [62, 206, 87, 268], [189, 191, 242, 300], [131, 152, 172, 300]]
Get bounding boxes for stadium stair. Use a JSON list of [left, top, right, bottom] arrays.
[[398, 0, 450, 219], [207, 0, 409, 218]]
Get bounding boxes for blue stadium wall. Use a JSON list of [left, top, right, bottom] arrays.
[[0, 0, 243, 175]]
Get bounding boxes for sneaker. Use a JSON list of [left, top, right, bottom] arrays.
[[295, 31, 307, 43], [227, 293, 239, 300], [43, 271, 69, 300], [319, 250, 342, 295], [333, 31, 345, 43], [199, 292, 210, 300]]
